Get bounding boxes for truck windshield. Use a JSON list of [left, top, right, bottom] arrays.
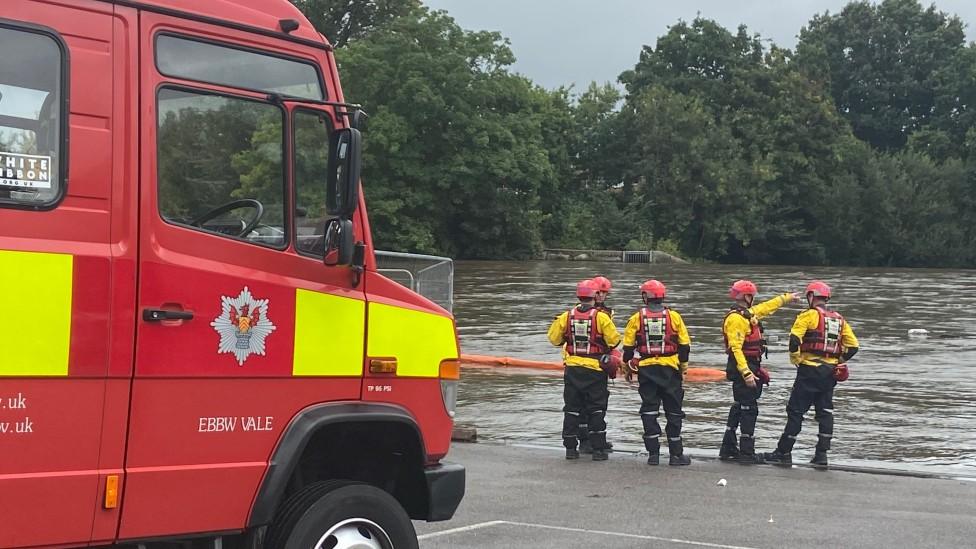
[[0, 25, 63, 206]]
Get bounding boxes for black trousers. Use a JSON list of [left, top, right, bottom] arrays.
[[637, 365, 685, 455], [723, 357, 764, 454], [577, 411, 590, 443], [562, 365, 610, 450], [776, 364, 836, 453]]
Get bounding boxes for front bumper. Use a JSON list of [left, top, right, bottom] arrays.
[[424, 461, 465, 521]]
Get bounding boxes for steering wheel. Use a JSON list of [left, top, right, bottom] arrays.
[[190, 199, 265, 237]]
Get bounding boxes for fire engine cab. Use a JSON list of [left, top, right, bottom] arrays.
[[0, 1, 464, 547]]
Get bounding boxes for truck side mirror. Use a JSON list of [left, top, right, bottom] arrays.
[[326, 128, 362, 219], [348, 109, 367, 131], [323, 218, 354, 266]]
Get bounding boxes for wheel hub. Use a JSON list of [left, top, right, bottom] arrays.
[[315, 518, 393, 549]]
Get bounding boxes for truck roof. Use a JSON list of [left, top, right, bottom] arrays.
[[108, 0, 328, 48]]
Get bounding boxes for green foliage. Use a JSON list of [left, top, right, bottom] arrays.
[[795, 0, 976, 154], [654, 238, 683, 257], [287, 0, 976, 267], [289, 0, 420, 47], [617, 20, 864, 264], [336, 8, 562, 258], [624, 236, 653, 252]]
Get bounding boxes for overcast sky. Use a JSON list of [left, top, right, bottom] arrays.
[[422, 0, 976, 91]]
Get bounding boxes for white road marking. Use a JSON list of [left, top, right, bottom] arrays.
[[418, 519, 763, 549], [417, 520, 506, 540]]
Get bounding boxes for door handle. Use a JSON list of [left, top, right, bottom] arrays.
[[143, 308, 194, 322]]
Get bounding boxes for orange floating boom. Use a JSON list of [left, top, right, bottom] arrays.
[[459, 354, 727, 382]]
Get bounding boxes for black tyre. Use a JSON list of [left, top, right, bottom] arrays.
[[265, 480, 419, 549]]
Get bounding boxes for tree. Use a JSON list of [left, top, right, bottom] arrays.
[[618, 18, 862, 264], [290, 0, 419, 47], [337, 8, 572, 258], [795, 0, 973, 153], [626, 86, 751, 260]]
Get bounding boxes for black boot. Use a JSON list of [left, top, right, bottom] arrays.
[[720, 426, 740, 461], [668, 437, 691, 466], [810, 450, 828, 467], [765, 434, 796, 465], [645, 437, 660, 466], [565, 448, 579, 460], [669, 454, 691, 466], [764, 449, 792, 465], [736, 435, 764, 465], [578, 439, 593, 454], [719, 445, 740, 461], [589, 429, 609, 461]]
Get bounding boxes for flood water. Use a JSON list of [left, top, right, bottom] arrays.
[[452, 261, 976, 475]]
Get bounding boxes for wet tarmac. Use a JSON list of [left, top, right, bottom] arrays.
[[417, 442, 976, 549]]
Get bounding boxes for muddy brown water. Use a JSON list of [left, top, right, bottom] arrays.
[[452, 261, 976, 474]]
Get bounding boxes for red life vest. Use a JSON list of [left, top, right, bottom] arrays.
[[724, 307, 765, 360], [636, 307, 678, 357], [800, 307, 846, 358], [564, 306, 608, 357]]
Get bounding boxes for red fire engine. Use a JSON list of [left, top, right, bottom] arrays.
[[0, 1, 464, 547]]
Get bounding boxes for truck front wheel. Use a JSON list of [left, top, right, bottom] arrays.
[[265, 480, 419, 549]]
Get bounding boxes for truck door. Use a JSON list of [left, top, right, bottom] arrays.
[[0, 1, 133, 548], [122, 13, 367, 539]]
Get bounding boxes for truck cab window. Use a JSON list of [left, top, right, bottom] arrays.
[[294, 109, 333, 256], [0, 25, 64, 207], [156, 34, 324, 100], [157, 88, 286, 247]]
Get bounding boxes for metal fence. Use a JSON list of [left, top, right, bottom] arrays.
[[543, 248, 687, 264], [622, 251, 651, 263], [374, 250, 454, 313]]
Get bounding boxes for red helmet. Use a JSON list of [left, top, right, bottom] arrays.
[[640, 279, 667, 299], [592, 276, 612, 293], [729, 280, 758, 300], [806, 280, 832, 299], [577, 279, 598, 299]]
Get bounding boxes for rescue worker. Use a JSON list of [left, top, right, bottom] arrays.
[[765, 281, 859, 467], [622, 280, 692, 466], [578, 275, 615, 454], [548, 279, 622, 461], [721, 280, 796, 464], [592, 275, 614, 318]]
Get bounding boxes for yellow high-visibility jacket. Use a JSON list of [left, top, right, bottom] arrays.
[[789, 308, 859, 366], [622, 308, 691, 371], [548, 306, 621, 372], [723, 294, 792, 379]]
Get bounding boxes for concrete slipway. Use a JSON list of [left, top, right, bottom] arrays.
[[415, 443, 976, 549]]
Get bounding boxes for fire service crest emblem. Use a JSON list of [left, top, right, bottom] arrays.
[[210, 286, 276, 365]]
